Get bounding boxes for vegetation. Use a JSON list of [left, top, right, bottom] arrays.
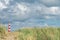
[[0, 25, 60, 40], [0, 25, 7, 40], [18, 27, 60, 40]]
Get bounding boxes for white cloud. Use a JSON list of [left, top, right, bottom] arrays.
[[0, 2, 7, 9], [4, 0, 10, 4], [8, 3, 31, 21], [49, 7, 59, 14], [41, 7, 60, 15], [12, 3, 30, 15], [45, 16, 51, 19], [0, 0, 13, 10], [44, 23, 48, 26], [17, 3, 27, 12]]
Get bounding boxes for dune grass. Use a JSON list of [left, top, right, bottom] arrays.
[[0, 25, 60, 40], [0, 25, 7, 40], [17, 27, 60, 40]]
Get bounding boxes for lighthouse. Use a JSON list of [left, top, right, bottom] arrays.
[[8, 23, 11, 32]]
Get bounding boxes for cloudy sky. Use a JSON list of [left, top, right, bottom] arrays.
[[0, 0, 60, 30]]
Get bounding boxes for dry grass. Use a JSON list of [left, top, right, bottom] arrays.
[[0, 25, 60, 40]]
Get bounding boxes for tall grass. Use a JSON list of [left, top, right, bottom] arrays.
[[17, 27, 60, 40], [0, 25, 7, 40], [0, 25, 60, 40]]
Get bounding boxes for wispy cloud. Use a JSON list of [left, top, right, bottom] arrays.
[[0, 0, 60, 30]]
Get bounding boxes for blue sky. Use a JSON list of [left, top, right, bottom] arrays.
[[0, 0, 60, 30]]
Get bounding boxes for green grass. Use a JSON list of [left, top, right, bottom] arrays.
[[18, 27, 60, 40]]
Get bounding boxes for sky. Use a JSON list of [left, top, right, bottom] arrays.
[[0, 0, 60, 30]]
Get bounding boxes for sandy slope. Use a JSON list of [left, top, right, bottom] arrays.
[[1, 32, 19, 40]]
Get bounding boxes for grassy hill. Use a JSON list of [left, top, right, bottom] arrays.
[[0, 25, 60, 40]]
